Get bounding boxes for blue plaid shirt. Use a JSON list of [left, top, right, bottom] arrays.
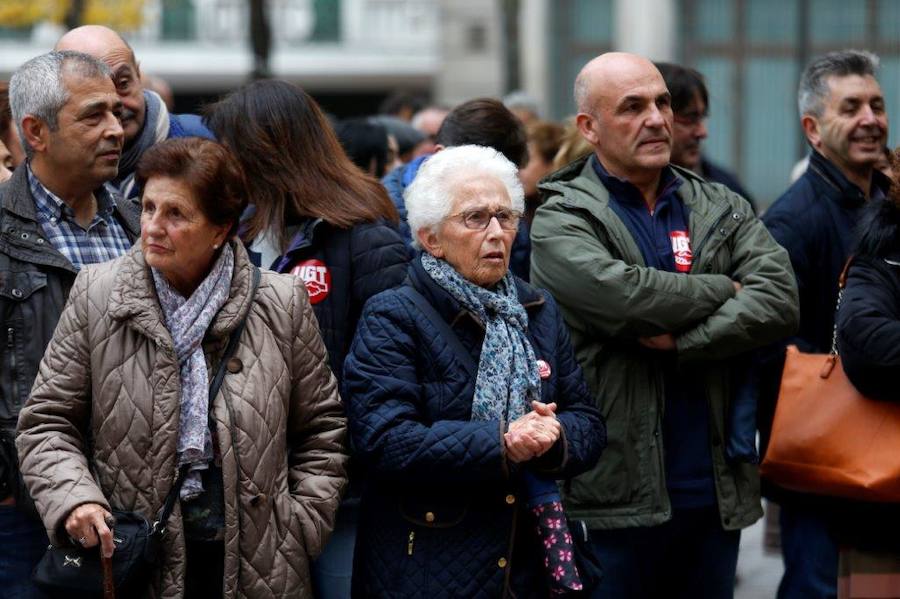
[[27, 164, 133, 270]]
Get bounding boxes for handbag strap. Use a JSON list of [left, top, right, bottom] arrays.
[[152, 265, 261, 536], [829, 257, 854, 357]]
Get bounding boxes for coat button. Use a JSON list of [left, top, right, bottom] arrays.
[[36, 238, 44, 244], [226, 358, 242, 373], [424, 512, 435, 523], [250, 493, 267, 506], [497, 558, 508, 568], [505, 494, 515, 505]]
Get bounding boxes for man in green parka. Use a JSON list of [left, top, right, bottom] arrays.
[[530, 52, 799, 598]]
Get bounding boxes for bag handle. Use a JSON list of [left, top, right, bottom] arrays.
[[152, 265, 261, 536], [823, 257, 854, 378]]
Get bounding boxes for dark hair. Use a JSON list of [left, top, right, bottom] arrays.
[[655, 62, 709, 114], [435, 98, 528, 167], [135, 138, 248, 237], [204, 79, 399, 247], [335, 118, 390, 177], [527, 120, 565, 164], [378, 91, 425, 118]]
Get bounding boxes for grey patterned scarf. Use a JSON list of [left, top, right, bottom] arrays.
[[116, 90, 169, 198], [152, 244, 234, 500], [421, 252, 540, 422]]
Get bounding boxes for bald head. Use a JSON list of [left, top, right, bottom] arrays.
[[574, 52, 673, 188], [56, 25, 146, 144], [56, 26, 135, 66], [575, 52, 663, 114]]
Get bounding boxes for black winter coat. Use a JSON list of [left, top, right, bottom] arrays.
[[263, 217, 409, 382], [343, 258, 605, 598], [837, 198, 900, 403], [0, 167, 140, 503], [832, 198, 900, 549]]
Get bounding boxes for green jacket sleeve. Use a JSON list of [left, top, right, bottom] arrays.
[[530, 198, 737, 340], [675, 200, 800, 361]]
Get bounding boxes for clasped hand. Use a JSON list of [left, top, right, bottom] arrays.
[[504, 401, 561, 463]]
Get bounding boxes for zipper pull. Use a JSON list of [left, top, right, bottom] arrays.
[[407, 531, 415, 556]]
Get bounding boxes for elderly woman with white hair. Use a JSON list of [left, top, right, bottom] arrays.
[[343, 145, 606, 597]]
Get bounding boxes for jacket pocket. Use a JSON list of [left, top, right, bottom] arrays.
[[0, 270, 47, 301], [399, 494, 470, 528]]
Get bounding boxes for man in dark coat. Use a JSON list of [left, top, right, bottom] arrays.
[[761, 49, 891, 598], [0, 51, 141, 598]]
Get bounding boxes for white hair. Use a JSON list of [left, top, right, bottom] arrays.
[[405, 144, 524, 249]]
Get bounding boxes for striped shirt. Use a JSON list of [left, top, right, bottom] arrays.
[[27, 165, 133, 270]]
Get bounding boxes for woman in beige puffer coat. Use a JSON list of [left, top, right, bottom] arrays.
[[16, 138, 349, 598]]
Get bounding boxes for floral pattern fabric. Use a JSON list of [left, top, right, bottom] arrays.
[[152, 244, 234, 500], [533, 500, 584, 594]]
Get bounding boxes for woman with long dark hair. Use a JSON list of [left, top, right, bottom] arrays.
[[205, 80, 409, 598]]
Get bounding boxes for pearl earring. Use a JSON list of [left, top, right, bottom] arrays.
[[212, 244, 219, 250]]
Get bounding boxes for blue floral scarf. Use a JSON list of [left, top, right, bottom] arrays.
[[420, 252, 540, 423]]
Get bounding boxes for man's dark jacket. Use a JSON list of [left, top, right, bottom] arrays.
[[759, 150, 891, 486], [0, 166, 140, 503], [343, 258, 605, 598]]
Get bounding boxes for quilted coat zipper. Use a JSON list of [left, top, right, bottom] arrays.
[[407, 530, 415, 555]]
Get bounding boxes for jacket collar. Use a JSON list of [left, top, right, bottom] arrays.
[[108, 240, 257, 350], [807, 150, 890, 207], [539, 154, 736, 266], [407, 253, 544, 328], [1, 163, 140, 236]]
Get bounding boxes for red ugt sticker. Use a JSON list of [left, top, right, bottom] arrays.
[[290, 259, 331, 304], [670, 230, 693, 273]]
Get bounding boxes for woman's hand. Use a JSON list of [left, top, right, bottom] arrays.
[[504, 401, 561, 463], [64, 503, 115, 558]]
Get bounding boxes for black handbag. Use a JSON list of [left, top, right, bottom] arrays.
[[32, 266, 260, 597]]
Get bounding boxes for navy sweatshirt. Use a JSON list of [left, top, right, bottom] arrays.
[[592, 156, 716, 509]]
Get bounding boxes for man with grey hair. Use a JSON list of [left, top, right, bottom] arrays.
[[0, 50, 140, 597], [530, 52, 798, 597], [761, 49, 890, 598]]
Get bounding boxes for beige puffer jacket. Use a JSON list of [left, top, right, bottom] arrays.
[[16, 241, 349, 598]]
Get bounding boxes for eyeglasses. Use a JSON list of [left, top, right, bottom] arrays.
[[673, 111, 708, 127], [446, 208, 523, 231]]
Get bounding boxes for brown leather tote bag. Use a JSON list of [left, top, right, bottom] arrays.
[[760, 345, 900, 502], [760, 262, 900, 502]]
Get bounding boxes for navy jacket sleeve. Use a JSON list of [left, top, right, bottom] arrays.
[[837, 257, 900, 403], [532, 292, 606, 479], [343, 291, 509, 483]]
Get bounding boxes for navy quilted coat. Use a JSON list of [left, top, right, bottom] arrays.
[[344, 258, 606, 598], [267, 218, 409, 382]]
